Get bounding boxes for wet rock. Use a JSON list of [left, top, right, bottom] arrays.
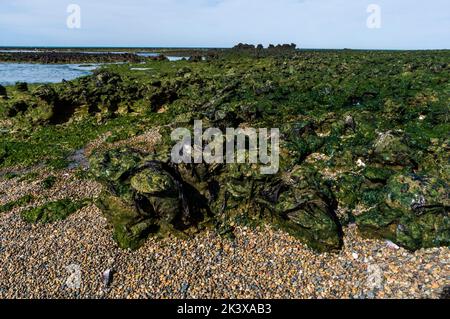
[[102, 269, 114, 287], [3, 49, 444, 254], [89, 143, 344, 252], [96, 189, 155, 249]]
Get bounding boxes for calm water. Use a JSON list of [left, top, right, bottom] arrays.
[[0, 63, 98, 86], [137, 52, 186, 61], [0, 51, 187, 85]]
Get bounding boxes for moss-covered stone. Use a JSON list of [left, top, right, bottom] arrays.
[[21, 198, 86, 223], [41, 175, 57, 189], [357, 173, 449, 250], [15, 82, 28, 92], [272, 166, 342, 251], [0, 194, 35, 213], [90, 148, 207, 249]]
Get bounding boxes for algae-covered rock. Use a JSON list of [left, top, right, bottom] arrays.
[[21, 198, 85, 223], [15, 82, 28, 92], [89, 146, 344, 251], [90, 148, 207, 249], [372, 131, 414, 167], [6, 99, 30, 117], [32, 84, 58, 104], [357, 173, 450, 250], [90, 144, 344, 252], [130, 168, 176, 194], [3, 49, 444, 252], [129, 163, 185, 226], [96, 189, 158, 249], [272, 166, 342, 251], [89, 147, 144, 183]]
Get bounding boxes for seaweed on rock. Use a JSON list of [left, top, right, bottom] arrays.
[[1, 49, 448, 252]]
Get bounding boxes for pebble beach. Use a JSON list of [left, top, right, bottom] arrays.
[[0, 168, 448, 299]]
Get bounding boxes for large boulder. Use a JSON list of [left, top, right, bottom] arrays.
[[90, 148, 206, 249], [357, 173, 450, 250]]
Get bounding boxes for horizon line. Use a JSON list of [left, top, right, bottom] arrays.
[[0, 45, 449, 51]]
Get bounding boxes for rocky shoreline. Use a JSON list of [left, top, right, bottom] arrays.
[[0, 51, 167, 64], [0, 48, 448, 298]]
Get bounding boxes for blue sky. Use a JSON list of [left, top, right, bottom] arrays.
[[0, 0, 449, 49]]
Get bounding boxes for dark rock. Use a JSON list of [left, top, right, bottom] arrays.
[[89, 142, 343, 252], [0, 84, 7, 97], [440, 286, 450, 299], [102, 269, 114, 287], [0, 51, 143, 64], [32, 84, 58, 104], [7, 100, 30, 117], [15, 82, 28, 92]]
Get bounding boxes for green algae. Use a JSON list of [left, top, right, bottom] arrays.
[[20, 198, 87, 223], [356, 173, 449, 250], [0, 194, 35, 213], [41, 175, 57, 189], [1, 49, 449, 251]]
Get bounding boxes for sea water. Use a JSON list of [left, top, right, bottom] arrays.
[[0, 63, 97, 86]]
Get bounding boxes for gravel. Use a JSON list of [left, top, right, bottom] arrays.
[[0, 167, 448, 299]]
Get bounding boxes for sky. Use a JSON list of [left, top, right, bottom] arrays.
[[0, 0, 449, 49]]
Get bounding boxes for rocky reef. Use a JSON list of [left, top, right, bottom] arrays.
[[0, 51, 164, 64], [0, 49, 448, 252], [231, 43, 297, 57]]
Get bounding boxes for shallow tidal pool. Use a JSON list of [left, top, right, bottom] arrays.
[[0, 63, 98, 86]]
